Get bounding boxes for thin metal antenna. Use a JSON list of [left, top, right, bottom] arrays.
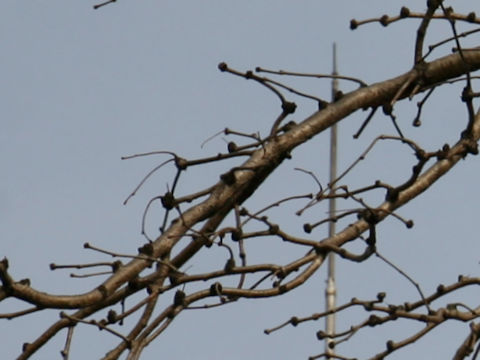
[[325, 42, 338, 357]]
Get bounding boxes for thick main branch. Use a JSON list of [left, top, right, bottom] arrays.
[[4, 50, 480, 311]]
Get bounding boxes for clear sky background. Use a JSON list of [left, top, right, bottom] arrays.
[[2, 1, 480, 359]]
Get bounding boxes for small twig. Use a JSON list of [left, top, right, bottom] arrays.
[[60, 326, 75, 360], [375, 250, 431, 312], [412, 87, 435, 126], [256, 67, 367, 87], [294, 168, 323, 193], [353, 107, 378, 139], [425, 28, 480, 59], [0, 306, 42, 319], [218, 62, 290, 109], [60, 312, 130, 344], [93, 0, 117, 10], [123, 158, 175, 205]]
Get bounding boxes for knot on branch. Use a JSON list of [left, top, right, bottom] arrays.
[[333, 90, 344, 102], [462, 137, 479, 155], [316, 330, 327, 340], [161, 192, 175, 210], [0, 257, 8, 270], [436, 144, 450, 160], [128, 277, 142, 291], [209, 282, 223, 296], [380, 15, 389, 27], [386, 340, 395, 352], [107, 309, 118, 324], [218, 62, 228, 72], [97, 285, 108, 299], [174, 156, 188, 171], [400, 6, 410, 18], [281, 101, 297, 115], [275, 267, 286, 280], [360, 209, 379, 225], [231, 229, 243, 241], [382, 103, 393, 115], [303, 223, 312, 234], [436, 283, 446, 294], [387, 304, 400, 318], [368, 314, 382, 327], [220, 170, 236, 185], [224, 258, 236, 273], [194, 233, 214, 248], [0, 258, 13, 293], [364, 301, 375, 311], [18, 278, 31, 287], [112, 260, 123, 273], [467, 12, 477, 22], [290, 316, 299, 327], [174, 290, 186, 306], [227, 141, 238, 153], [269, 224, 279, 235], [138, 242, 154, 256], [281, 120, 297, 133]]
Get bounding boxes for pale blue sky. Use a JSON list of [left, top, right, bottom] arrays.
[[2, 1, 480, 359]]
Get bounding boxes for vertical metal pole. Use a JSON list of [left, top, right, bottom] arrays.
[[325, 42, 338, 356]]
